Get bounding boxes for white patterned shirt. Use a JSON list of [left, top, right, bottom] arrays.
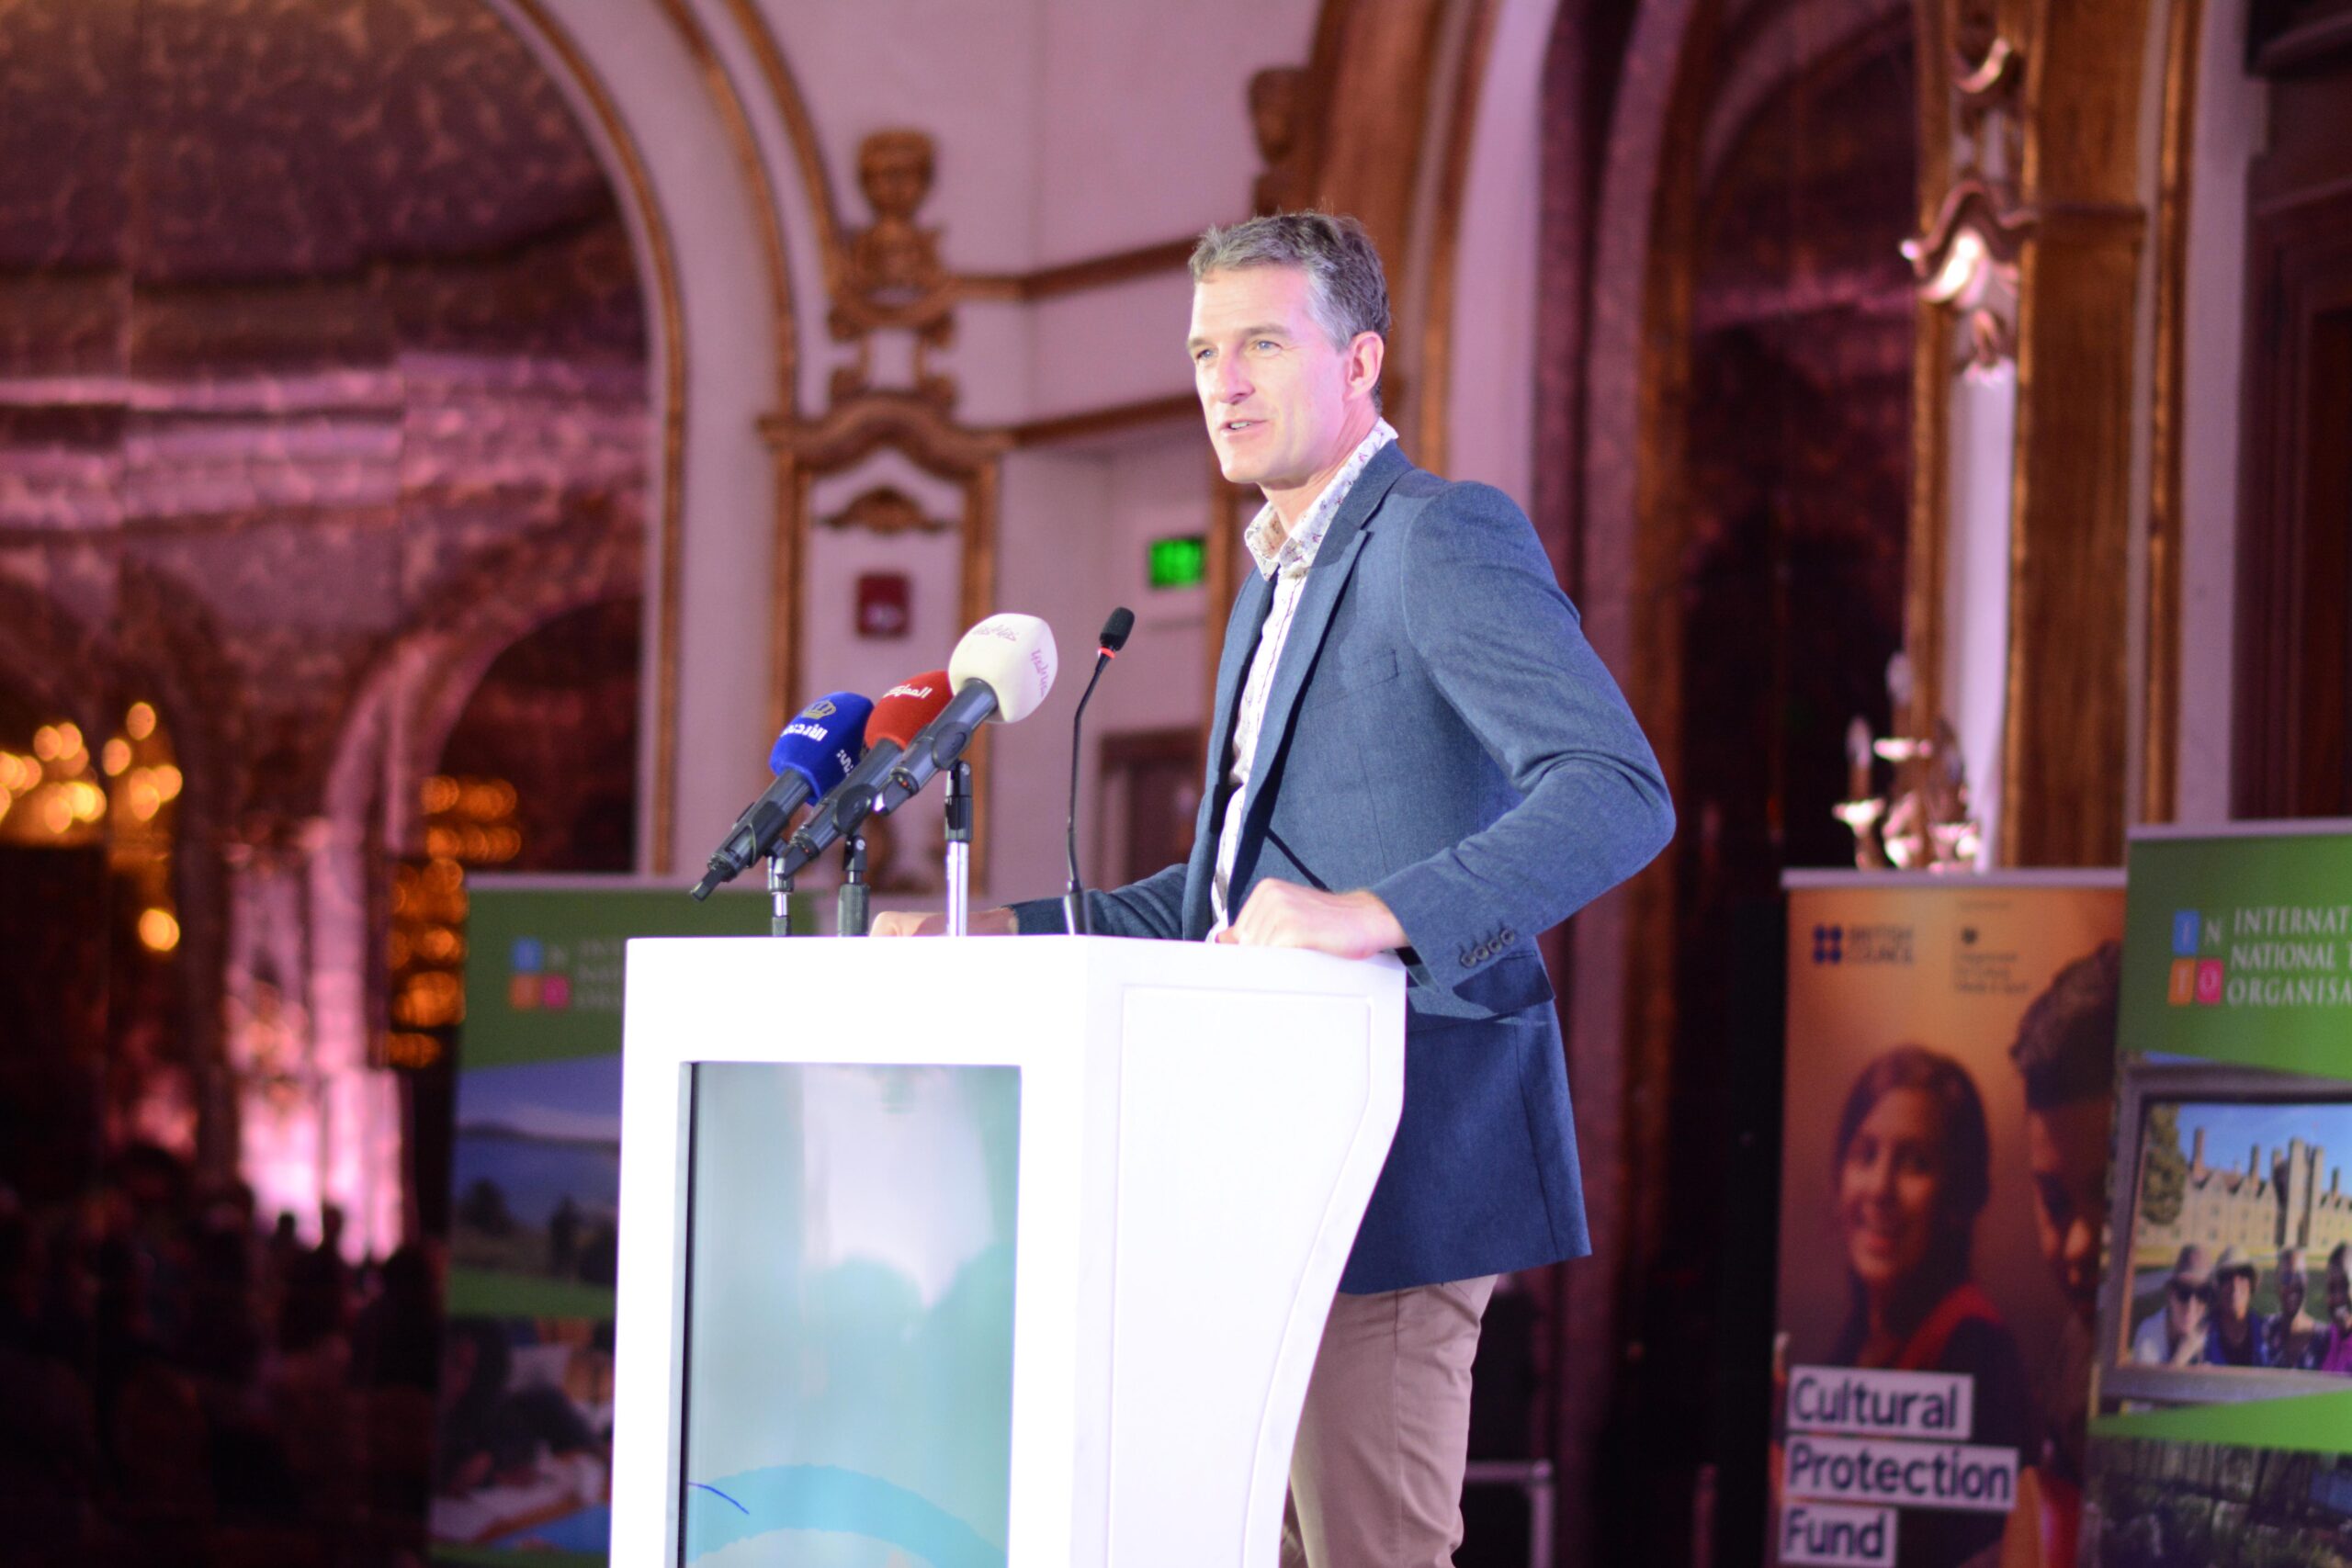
[[1208, 419, 1398, 934]]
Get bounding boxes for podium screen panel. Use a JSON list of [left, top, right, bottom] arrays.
[[678, 1063, 1020, 1567]]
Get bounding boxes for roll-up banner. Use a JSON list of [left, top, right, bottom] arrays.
[[2083, 821, 2352, 1567], [430, 878, 790, 1568], [1771, 871, 2126, 1568]]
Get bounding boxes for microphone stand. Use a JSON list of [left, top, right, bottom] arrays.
[[1062, 652, 1114, 935], [1062, 608, 1132, 936], [837, 833, 870, 937], [944, 759, 972, 937], [765, 854, 794, 937]]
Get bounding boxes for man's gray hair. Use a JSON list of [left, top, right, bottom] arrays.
[[1191, 212, 1391, 396]]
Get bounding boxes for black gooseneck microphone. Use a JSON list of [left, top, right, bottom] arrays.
[[1063, 607, 1136, 936]]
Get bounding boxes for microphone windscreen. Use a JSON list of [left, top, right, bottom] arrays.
[[1100, 606, 1136, 653], [769, 692, 874, 792], [948, 613, 1058, 722], [865, 671, 953, 748]]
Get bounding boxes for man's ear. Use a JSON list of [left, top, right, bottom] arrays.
[[1349, 331, 1386, 400]]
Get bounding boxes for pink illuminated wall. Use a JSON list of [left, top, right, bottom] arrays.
[[0, 0, 651, 1255]]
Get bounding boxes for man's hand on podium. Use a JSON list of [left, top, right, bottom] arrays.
[[870, 907, 1019, 937], [1216, 880, 1407, 961]]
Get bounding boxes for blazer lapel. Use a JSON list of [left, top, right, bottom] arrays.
[[1182, 568, 1273, 937], [1233, 446, 1409, 838], [1205, 569, 1272, 780]]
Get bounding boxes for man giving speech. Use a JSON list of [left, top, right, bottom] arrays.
[[877, 211, 1672, 1567]]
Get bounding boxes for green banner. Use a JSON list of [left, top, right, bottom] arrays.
[[2093, 1387, 2352, 1455], [432, 877, 805, 1566], [2082, 824, 2352, 1560], [2119, 828, 2352, 1078], [460, 879, 795, 1070]]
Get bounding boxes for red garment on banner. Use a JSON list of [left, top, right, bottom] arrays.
[[1890, 1282, 2004, 1372], [1883, 1283, 2082, 1568], [2032, 1472, 2083, 1568]]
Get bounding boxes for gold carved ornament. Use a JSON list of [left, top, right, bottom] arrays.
[[1904, 21, 2034, 375], [1249, 66, 1313, 217], [831, 130, 958, 406], [820, 484, 950, 537], [1834, 656, 1984, 871]]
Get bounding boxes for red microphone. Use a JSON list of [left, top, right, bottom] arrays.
[[777, 671, 950, 877], [864, 671, 952, 752]]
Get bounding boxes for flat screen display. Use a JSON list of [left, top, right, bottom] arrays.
[[678, 1063, 1020, 1567]]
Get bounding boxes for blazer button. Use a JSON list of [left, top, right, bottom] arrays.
[[1459, 952, 1476, 968]]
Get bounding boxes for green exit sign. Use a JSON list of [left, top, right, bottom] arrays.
[[1148, 534, 1207, 589]]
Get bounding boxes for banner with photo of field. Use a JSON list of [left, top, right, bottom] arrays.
[[2084, 824, 2352, 1568], [1772, 873, 2126, 1568], [431, 878, 785, 1568]]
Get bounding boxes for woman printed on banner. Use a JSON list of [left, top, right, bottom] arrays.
[[1826, 1046, 2032, 1568]]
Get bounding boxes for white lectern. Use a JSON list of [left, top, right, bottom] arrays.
[[610, 935, 1405, 1568]]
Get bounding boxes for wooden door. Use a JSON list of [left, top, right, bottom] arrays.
[[2235, 11, 2352, 816]]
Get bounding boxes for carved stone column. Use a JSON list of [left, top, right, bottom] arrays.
[[1907, 0, 2156, 867], [2002, 0, 2153, 864]]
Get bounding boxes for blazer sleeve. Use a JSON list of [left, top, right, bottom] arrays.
[[1367, 482, 1673, 993], [1008, 860, 1189, 939]]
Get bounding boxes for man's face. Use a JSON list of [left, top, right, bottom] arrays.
[[1189, 265, 1374, 494], [2024, 1100, 2109, 1324], [2330, 1261, 2351, 1324], [2280, 1257, 2306, 1319]]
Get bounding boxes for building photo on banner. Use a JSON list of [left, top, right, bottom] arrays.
[[2084, 822, 2352, 1568], [1771, 872, 2126, 1568], [430, 881, 773, 1567]]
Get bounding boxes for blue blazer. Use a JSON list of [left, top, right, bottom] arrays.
[[1015, 444, 1672, 1292]]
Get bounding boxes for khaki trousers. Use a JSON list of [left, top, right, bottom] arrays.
[[1280, 1276, 1498, 1568]]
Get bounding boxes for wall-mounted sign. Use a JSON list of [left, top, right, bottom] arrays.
[[856, 572, 910, 638]]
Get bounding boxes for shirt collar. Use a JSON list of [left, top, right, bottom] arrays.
[[1243, 419, 1397, 581]]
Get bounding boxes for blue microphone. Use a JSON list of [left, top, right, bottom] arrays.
[[691, 692, 874, 899]]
